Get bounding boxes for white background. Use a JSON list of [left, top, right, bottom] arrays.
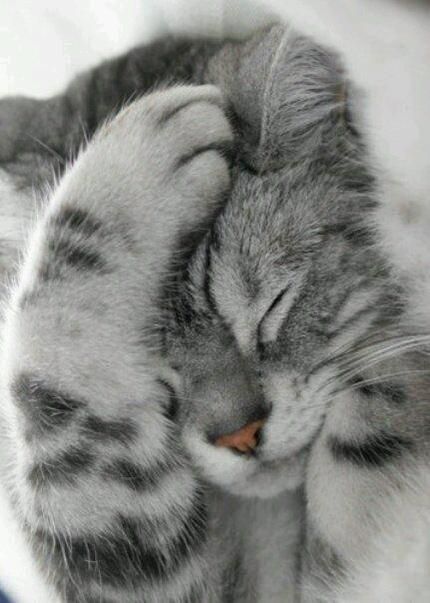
[[0, 1, 429, 601]]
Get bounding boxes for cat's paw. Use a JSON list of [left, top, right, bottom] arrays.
[[142, 84, 234, 195], [89, 85, 234, 225]]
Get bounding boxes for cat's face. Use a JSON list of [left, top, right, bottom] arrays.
[[166, 25, 388, 497], [169, 161, 383, 498]]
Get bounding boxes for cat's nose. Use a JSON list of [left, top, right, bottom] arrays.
[[214, 418, 265, 455]]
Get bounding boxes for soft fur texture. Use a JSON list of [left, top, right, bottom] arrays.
[[0, 23, 429, 602]]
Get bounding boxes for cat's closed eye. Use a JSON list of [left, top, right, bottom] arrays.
[[256, 282, 297, 347]]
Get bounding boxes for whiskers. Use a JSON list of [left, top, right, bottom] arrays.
[[336, 333, 430, 382], [27, 134, 65, 167], [309, 330, 430, 402]]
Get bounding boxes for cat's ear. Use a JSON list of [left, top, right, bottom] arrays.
[[208, 25, 347, 172]]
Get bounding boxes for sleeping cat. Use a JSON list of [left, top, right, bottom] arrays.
[[0, 23, 429, 602]]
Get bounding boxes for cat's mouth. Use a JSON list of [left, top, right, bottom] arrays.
[[225, 447, 308, 498], [184, 417, 308, 498], [210, 413, 312, 470]]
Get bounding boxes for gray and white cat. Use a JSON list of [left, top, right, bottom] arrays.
[[0, 24, 429, 602]]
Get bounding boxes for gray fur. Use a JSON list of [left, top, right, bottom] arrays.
[[0, 23, 429, 603], [1, 85, 234, 603]]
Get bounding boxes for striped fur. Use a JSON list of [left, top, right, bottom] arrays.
[[1, 85, 233, 602], [0, 24, 429, 603]]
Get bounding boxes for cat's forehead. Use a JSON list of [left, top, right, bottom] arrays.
[[211, 169, 338, 280], [198, 173, 311, 344], [200, 163, 371, 347]]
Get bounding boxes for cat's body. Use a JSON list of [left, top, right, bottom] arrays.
[[0, 24, 429, 602]]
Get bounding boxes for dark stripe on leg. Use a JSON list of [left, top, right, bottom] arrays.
[[100, 455, 179, 491], [33, 488, 207, 588], [52, 207, 102, 237], [328, 431, 413, 467], [28, 445, 95, 490], [48, 238, 107, 273], [12, 374, 84, 433], [82, 415, 138, 445]]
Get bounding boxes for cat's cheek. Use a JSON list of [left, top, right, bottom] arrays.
[[261, 371, 331, 461]]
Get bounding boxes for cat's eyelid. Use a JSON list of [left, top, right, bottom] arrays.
[[256, 283, 293, 346]]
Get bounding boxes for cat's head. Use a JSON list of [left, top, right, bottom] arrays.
[[168, 26, 390, 497]]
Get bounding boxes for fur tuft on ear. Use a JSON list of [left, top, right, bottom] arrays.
[[207, 24, 347, 172]]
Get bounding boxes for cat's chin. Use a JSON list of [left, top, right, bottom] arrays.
[[225, 452, 307, 499], [184, 428, 307, 499]]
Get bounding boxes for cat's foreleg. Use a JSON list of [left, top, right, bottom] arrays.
[[1, 85, 232, 603], [300, 361, 430, 602]]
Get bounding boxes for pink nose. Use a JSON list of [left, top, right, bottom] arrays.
[[214, 419, 265, 454]]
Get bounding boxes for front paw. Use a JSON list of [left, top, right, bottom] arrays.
[[92, 85, 234, 225], [145, 85, 234, 204]]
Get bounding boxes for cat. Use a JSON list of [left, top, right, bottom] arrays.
[[0, 23, 429, 602]]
